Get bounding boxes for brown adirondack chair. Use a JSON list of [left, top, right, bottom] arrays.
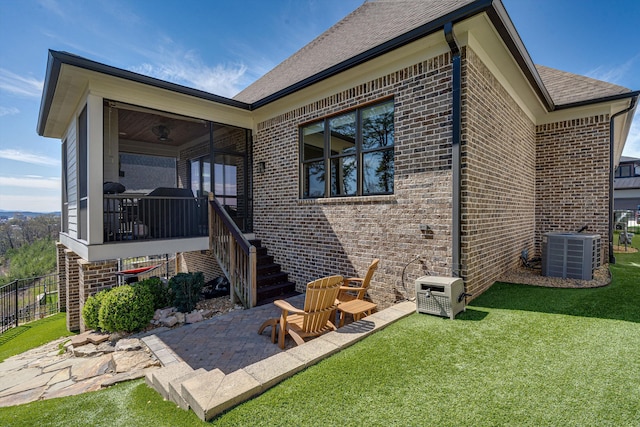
[[337, 258, 379, 304], [258, 275, 342, 349]]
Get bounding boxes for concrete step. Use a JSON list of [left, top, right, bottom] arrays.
[[168, 367, 208, 410], [181, 368, 261, 422], [145, 361, 193, 401]]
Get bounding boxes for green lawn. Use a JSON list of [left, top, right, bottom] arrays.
[[0, 313, 74, 363], [1, 243, 639, 426]]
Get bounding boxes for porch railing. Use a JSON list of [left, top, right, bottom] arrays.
[[209, 194, 257, 308], [104, 194, 208, 242], [1, 273, 59, 334]]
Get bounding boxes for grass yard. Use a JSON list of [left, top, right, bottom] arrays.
[[0, 313, 74, 363], [1, 239, 639, 426]]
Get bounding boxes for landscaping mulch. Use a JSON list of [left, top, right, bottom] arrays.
[[498, 264, 611, 288]]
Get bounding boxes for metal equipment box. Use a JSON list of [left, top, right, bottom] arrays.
[[415, 276, 465, 320], [541, 232, 601, 280]]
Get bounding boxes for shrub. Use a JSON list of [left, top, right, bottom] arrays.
[[98, 285, 154, 333], [169, 272, 204, 312], [135, 277, 172, 309], [82, 289, 109, 331]]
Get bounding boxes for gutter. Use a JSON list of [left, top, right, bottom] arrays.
[[444, 22, 462, 278], [608, 95, 639, 264], [37, 50, 252, 136]]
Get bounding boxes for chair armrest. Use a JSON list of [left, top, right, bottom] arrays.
[[343, 277, 364, 285], [340, 285, 366, 292], [274, 299, 306, 315]]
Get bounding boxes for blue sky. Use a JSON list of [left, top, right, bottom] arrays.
[[0, 0, 638, 212]]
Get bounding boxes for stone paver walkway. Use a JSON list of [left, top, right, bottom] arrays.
[[144, 294, 306, 373]]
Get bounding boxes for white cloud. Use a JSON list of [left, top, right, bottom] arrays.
[[0, 149, 59, 166], [0, 194, 60, 213], [0, 176, 60, 190], [586, 55, 638, 87], [0, 106, 19, 116], [37, 0, 66, 19], [0, 69, 44, 98], [131, 49, 247, 98]]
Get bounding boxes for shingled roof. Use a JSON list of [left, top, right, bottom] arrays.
[[234, 0, 476, 104], [536, 65, 631, 107], [234, 0, 634, 110]]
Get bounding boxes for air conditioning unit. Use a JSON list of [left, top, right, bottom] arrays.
[[541, 232, 601, 280], [415, 276, 465, 320]]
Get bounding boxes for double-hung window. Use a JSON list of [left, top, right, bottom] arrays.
[[301, 99, 394, 198]]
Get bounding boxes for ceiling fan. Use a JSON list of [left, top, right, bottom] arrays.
[[151, 124, 172, 142]]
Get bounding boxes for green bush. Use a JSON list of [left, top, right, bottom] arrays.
[[169, 272, 204, 313], [82, 289, 109, 331], [135, 277, 171, 310], [98, 285, 154, 333]]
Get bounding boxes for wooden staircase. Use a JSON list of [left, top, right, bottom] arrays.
[[250, 239, 298, 306]]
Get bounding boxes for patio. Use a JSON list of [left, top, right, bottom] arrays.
[[141, 295, 415, 420]]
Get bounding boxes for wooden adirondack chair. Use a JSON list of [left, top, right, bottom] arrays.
[[337, 259, 379, 304], [258, 275, 342, 349]]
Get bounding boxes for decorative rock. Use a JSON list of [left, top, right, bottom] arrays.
[[160, 316, 178, 327], [175, 312, 186, 323], [72, 344, 101, 358], [185, 311, 203, 324], [115, 338, 142, 352], [154, 307, 175, 320], [200, 309, 213, 318], [96, 342, 116, 354], [87, 332, 110, 345], [112, 351, 160, 373]]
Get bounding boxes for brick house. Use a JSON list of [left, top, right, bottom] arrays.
[[614, 156, 640, 217], [37, 0, 638, 331]]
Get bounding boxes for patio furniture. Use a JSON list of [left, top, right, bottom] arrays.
[[337, 259, 379, 304], [258, 275, 342, 349], [337, 299, 377, 327]]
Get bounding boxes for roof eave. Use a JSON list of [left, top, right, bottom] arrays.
[[553, 91, 640, 111], [37, 50, 252, 137], [250, 0, 495, 109]]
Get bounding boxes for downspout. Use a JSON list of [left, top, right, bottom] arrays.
[[608, 96, 638, 264], [444, 22, 462, 278]]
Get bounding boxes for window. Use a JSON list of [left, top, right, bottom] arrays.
[[301, 99, 394, 198]]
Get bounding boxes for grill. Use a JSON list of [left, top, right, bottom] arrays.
[[415, 276, 466, 320]]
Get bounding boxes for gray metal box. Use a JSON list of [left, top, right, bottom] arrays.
[[415, 276, 465, 320], [541, 233, 601, 280]]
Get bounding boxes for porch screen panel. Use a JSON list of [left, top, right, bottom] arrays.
[[77, 105, 88, 241]]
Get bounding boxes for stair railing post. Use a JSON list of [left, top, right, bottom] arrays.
[[229, 232, 237, 305], [249, 246, 257, 308]]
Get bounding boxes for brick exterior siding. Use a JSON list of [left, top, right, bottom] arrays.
[[64, 249, 81, 331], [460, 48, 537, 297], [56, 243, 67, 313], [535, 115, 610, 262], [178, 250, 224, 283], [78, 259, 118, 332], [254, 53, 455, 308]]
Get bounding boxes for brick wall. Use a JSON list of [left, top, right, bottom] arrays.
[[253, 53, 455, 308], [460, 48, 537, 297], [78, 259, 118, 332], [535, 115, 610, 262], [56, 243, 67, 312], [64, 249, 81, 331]]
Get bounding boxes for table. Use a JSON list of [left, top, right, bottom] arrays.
[[337, 299, 377, 327]]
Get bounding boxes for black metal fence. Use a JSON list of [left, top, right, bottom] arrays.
[[0, 274, 59, 334], [104, 194, 209, 242]]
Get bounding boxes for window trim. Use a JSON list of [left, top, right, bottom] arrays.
[[300, 98, 394, 199]]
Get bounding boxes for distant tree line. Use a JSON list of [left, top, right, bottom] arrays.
[[0, 215, 60, 256], [0, 215, 60, 285]]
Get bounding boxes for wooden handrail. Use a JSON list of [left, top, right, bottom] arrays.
[[208, 194, 257, 308]]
